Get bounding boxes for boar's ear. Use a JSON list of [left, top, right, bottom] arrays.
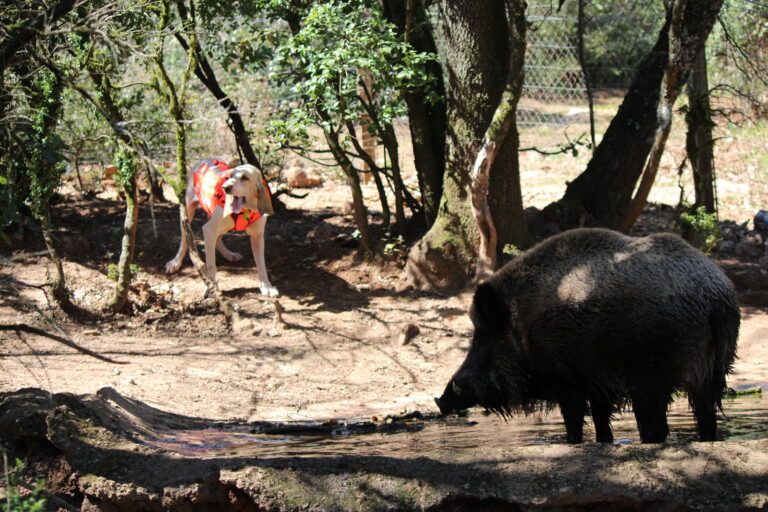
[[470, 282, 508, 333]]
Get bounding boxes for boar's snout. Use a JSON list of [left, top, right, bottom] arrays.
[[435, 377, 477, 416]]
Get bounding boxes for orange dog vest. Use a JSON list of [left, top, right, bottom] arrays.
[[192, 159, 270, 231]]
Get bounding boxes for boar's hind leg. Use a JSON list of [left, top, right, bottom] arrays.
[[589, 399, 614, 443], [689, 385, 719, 442], [558, 398, 587, 444], [631, 392, 671, 443]]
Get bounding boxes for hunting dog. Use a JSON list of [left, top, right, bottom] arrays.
[[165, 158, 278, 297]]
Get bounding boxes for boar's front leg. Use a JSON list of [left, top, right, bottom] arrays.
[[558, 397, 587, 444], [589, 399, 614, 443]]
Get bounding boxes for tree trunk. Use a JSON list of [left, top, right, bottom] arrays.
[[406, 0, 526, 292], [545, 0, 723, 230], [686, 48, 716, 213], [382, 122, 407, 233], [322, 128, 375, 254], [84, 65, 142, 313], [472, 0, 529, 280], [174, 0, 262, 171], [111, 173, 138, 313], [619, 0, 723, 231], [382, 0, 447, 225]]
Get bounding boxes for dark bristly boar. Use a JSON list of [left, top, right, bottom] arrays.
[[435, 228, 739, 444]]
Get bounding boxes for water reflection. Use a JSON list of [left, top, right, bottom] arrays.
[[143, 395, 767, 459]]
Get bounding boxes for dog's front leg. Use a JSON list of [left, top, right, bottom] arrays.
[[247, 217, 279, 297], [201, 212, 234, 298]]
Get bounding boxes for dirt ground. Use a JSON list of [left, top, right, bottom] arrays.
[[2, 105, 768, 424], [1, 164, 767, 425]]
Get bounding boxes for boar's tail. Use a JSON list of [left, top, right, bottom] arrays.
[[708, 294, 740, 410]]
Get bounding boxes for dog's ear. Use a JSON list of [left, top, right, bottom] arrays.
[[237, 165, 274, 215], [256, 175, 274, 215]]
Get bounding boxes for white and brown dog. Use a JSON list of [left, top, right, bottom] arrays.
[[165, 158, 278, 297]]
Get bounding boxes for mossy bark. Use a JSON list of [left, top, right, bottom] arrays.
[[84, 66, 141, 313], [111, 173, 138, 313], [405, 0, 528, 292]]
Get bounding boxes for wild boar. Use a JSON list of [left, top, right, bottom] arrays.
[[435, 228, 739, 443]]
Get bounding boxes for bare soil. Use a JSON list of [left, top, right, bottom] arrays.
[[2, 113, 768, 509], [2, 166, 767, 424]]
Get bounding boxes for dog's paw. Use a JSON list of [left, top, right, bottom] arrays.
[[165, 259, 182, 274], [260, 285, 280, 298], [222, 251, 244, 263]]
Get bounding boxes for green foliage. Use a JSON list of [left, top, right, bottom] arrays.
[[676, 206, 722, 254], [502, 244, 523, 258], [268, 0, 438, 146], [108, 262, 140, 281], [382, 234, 406, 259], [24, 68, 68, 223], [113, 145, 136, 193], [4, 458, 47, 512]]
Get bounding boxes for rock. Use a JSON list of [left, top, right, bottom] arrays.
[[724, 264, 768, 292], [285, 166, 323, 189], [341, 201, 354, 216], [57, 232, 90, 257], [715, 240, 736, 255], [745, 230, 764, 245], [400, 323, 421, 346], [735, 240, 764, 259], [103, 165, 118, 179], [307, 221, 334, 243]]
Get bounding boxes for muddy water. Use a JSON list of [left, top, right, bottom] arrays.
[[143, 394, 768, 459]]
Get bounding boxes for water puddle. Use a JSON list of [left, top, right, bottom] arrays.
[[142, 393, 768, 459]]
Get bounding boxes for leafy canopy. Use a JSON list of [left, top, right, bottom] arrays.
[[268, 0, 438, 145]]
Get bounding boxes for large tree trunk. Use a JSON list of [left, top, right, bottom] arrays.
[[382, 0, 447, 225], [472, 0, 529, 279], [405, 0, 528, 292], [686, 48, 716, 213], [544, 0, 723, 230]]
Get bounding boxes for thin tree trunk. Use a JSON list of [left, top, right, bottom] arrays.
[[111, 171, 138, 312], [83, 64, 142, 313], [344, 118, 391, 228], [155, 0, 245, 326], [619, 0, 722, 232], [174, 0, 262, 171], [577, 0, 596, 150], [381, 0, 446, 225], [323, 129, 374, 254], [383, 123, 406, 233], [686, 48, 716, 213]]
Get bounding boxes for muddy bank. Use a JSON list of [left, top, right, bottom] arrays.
[[2, 388, 767, 511]]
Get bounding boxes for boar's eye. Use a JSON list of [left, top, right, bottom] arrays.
[[239, 174, 250, 181], [470, 282, 508, 333]]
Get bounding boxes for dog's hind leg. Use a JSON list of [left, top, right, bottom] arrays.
[[247, 216, 278, 297], [165, 191, 198, 274], [216, 237, 244, 263]]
